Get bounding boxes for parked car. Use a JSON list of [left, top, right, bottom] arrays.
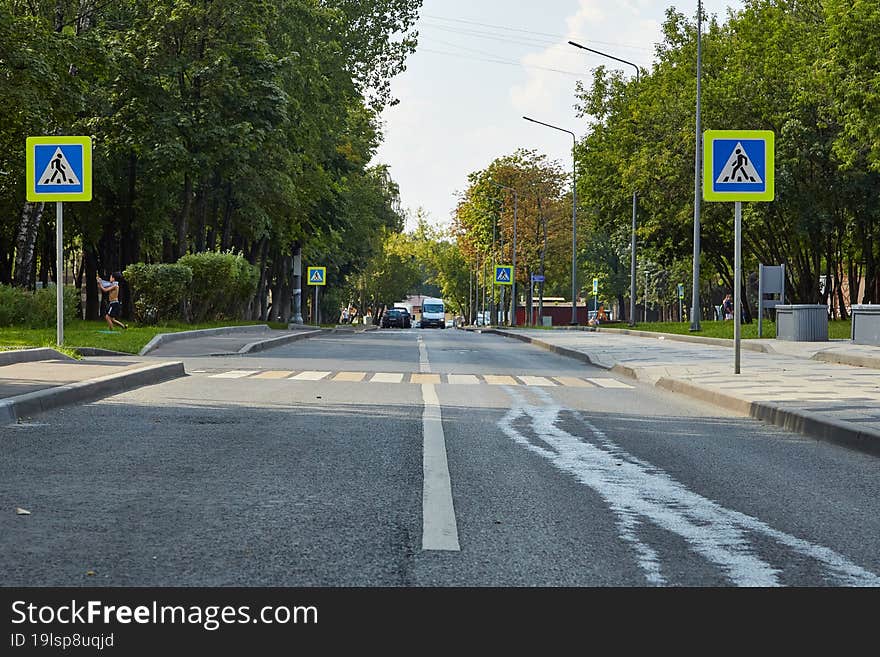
[[381, 308, 411, 328]]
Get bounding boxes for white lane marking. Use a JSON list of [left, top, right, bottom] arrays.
[[421, 383, 460, 551], [290, 371, 331, 381], [552, 376, 593, 387], [371, 372, 405, 383], [210, 370, 259, 379], [585, 378, 634, 389], [518, 376, 556, 387], [418, 335, 431, 373], [447, 374, 480, 385], [252, 371, 294, 379], [498, 386, 880, 587]]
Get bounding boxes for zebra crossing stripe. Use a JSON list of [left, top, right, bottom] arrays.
[[333, 371, 366, 382], [484, 375, 518, 385], [585, 378, 634, 389], [290, 371, 331, 381], [210, 370, 259, 379], [371, 372, 405, 383], [251, 371, 294, 379], [518, 376, 556, 387], [552, 376, 592, 387], [447, 374, 481, 385], [411, 373, 441, 385]]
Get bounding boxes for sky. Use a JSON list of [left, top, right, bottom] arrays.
[[372, 0, 744, 231]]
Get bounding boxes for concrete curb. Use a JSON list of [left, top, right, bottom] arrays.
[[73, 347, 133, 357], [0, 348, 75, 366], [812, 350, 880, 370], [0, 361, 186, 425], [484, 326, 880, 456], [237, 330, 324, 354], [596, 327, 771, 352], [138, 325, 272, 356]]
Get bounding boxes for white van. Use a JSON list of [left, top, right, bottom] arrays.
[[420, 297, 445, 328]]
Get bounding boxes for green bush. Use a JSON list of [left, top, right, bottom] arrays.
[[123, 263, 193, 324], [0, 284, 76, 328], [177, 251, 259, 322]]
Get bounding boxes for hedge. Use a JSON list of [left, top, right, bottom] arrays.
[[177, 251, 259, 323], [123, 263, 193, 324], [0, 284, 77, 328]]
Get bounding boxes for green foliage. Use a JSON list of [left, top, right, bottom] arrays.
[[0, 285, 76, 328], [178, 251, 259, 322], [123, 263, 193, 324]]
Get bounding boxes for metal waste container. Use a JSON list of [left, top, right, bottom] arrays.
[[775, 304, 828, 341], [851, 305, 880, 346]]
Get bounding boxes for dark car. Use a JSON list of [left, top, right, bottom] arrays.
[[381, 308, 411, 328]]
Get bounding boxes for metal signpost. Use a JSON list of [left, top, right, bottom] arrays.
[[530, 274, 544, 326], [307, 266, 326, 325], [592, 277, 598, 315], [703, 130, 775, 373], [678, 283, 685, 322], [26, 136, 93, 347]]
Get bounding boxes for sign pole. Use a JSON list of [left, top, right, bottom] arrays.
[[56, 201, 63, 346], [314, 285, 319, 325], [734, 201, 742, 374]]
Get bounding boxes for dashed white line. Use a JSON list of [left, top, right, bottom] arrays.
[[421, 383, 460, 552]]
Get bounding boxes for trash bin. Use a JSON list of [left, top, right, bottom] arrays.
[[851, 305, 880, 345], [775, 304, 828, 341]]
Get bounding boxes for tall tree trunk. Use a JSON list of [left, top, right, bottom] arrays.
[[13, 202, 44, 289], [193, 178, 207, 252], [176, 173, 193, 259]]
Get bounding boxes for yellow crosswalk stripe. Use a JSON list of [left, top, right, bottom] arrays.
[[333, 371, 366, 382], [251, 371, 294, 379], [552, 376, 592, 387], [411, 373, 441, 384]]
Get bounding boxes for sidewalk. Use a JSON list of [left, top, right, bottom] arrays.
[[485, 328, 880, 456]]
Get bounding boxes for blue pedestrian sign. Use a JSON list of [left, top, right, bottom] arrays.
[[307, 266, 326, 286], [592, 278, 598, 295], [677, 283, 685, 299], [26, 136, 92, 202], [495, 265, 512, 286], [703, 130, 774, 202], [531, 274, 544, 283]]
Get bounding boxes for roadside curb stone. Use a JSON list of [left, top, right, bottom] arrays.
[[138, 325, 272, 356], [0, 348, 75, 366]]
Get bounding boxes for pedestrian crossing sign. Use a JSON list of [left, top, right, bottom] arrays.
[[495, 265, 513, 285], [26, 136, 92, 202], [703, 130, 774, 202], [307, 266, 326, 286]]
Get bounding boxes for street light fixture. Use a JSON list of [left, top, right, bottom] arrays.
[[522, 115, 579, 325], [568, 40, 640, 328], [489, 180, 518, 326]]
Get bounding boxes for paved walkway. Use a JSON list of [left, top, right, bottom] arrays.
[[489, 328, 880, 454], [0, 358, 151, 400]]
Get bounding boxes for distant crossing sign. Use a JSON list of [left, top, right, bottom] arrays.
[[307, 266, 326, 286], [703, 130, 774, 202], [495, 265, 513, 286], [26, 136, 92, 202], [592, 278, 598, 295]]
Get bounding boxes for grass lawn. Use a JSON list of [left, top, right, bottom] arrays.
[[0, 319, 288, 356], [600, 319, 852, 340]]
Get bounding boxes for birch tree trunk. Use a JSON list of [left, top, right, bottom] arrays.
[[12, 202, 45, 289]]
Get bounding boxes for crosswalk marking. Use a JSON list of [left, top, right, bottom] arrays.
[[251, 370, 294, 379], [333, 371, 366, 382], [585, 378, 634, 389], [411, 373, 442, 385], [198, 370, 636, 390], [290, 371, 331, 381], [484, 375, 518, 385], [552, 376, 593, 387], [447, 374, 481, 385], [210, 370, 259, 379], [371, 372, 405, 383], [518, 376, 556, 387]]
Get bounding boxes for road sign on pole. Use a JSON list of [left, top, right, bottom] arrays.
[[494, 265, 513, 286], [307, 267, 326, 286], [27, 136, 93, 347], [703, 130, 775, 373]]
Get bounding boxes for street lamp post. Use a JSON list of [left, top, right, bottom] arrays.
[[523, 116, 578, 325], [490, 181, 518, 326], [690, 0, 704, 331], [569, 40, 640, 327]]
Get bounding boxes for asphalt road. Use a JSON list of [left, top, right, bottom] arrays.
[[2, 327, 879, 586]]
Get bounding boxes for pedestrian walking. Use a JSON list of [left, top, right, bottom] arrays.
[[97, 272, 128, 330], [722, 294, 734, 320]]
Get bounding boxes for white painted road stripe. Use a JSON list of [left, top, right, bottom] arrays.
[[447, 374, 480, 385], [484, 375, 518, 385], [290, 371, 331, 381], [210, 370, 259, 379], [418, 335, 431, 373], [421, 383, 460, 551], [585, 378, 634, 389], [518, 376, 556, 387], [371, 372, 404, 383]]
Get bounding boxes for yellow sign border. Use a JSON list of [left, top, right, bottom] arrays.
[[307, 266, 327, 286], [26, 136, 92, 202], [703, 130, 774, 202], [494, 265, 513, 286]]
